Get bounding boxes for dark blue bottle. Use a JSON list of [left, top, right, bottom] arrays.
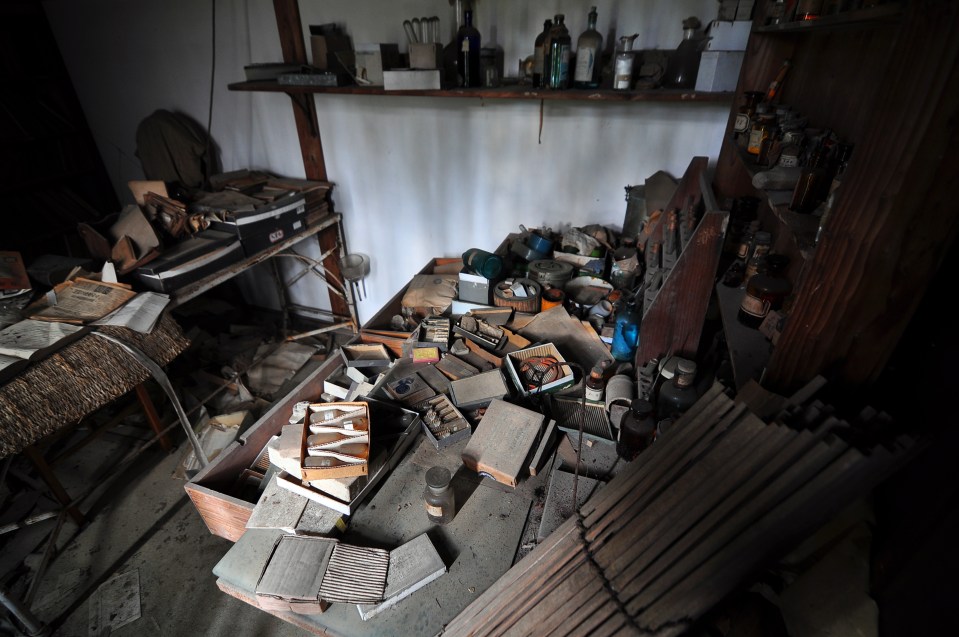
[[457, 9, 481, 87], [611, 297, 641, 362]]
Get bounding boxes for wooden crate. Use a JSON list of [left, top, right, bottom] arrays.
[[184, 355, 345, 542]]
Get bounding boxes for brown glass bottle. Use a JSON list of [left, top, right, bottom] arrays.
[[789, 144, 826, 214], [738, 254, 792, 328], [657, 360, 700, 420], [616, 399, 656, 461]]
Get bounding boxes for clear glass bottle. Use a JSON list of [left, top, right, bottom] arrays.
[[611, 296, 642, 361], [657, 360, 699, 420], [462, 248, 503, 279], [663, 17, 705, 89], [532, 19, 553, 89], [573, 6, 603, 89], [612, 34, 638, 90], [424, 466, 454, 524], [541, 14, 561, 91], [456, 9, 481, 88], [546, 14, 571, 89], [616, 399, 656, 461]]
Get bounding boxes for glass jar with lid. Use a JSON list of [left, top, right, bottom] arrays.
[[737, 254, 792, 328], [424, 466, 455, 524]]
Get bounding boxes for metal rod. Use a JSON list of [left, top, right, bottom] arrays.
[[0, 585, 49, 636], [0, 511, 59, 536], [91, 333, 208, 468], [286, 321, 356, 342]]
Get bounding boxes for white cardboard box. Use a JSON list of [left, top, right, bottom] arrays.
[[384, 70, 442, 91], [705, 20, 752, 51], [695, 51, 746, 92]]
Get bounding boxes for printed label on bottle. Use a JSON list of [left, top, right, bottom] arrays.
[[426, 503, 444, 517], [734, 114, 750, 133], [573, 47, 596, 83], [779, 154, 799, 168], [559, 46, 571, 82], [585, 386, 604, 401], [739, 293, 770, 318], [747, 129, 765, 154]]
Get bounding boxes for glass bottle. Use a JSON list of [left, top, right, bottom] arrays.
[[795, 0, 825, 20], [663, 17, 705, 89], [573, 6, 603, 89], [457, 9, 481, 88], [816, 142, 854, 244], [747, 109, 776, 155], [532, 19, 553, 89], [611, 296, 642, 361], [738, 254, 792, 328], [546, 14, 571, 89], [462, 248, 503, 279], [657, 360, 699, 420], [612, 34, 638, 90], [584, 360, 609, 401], [424, 466, 454, 524], [734, 91, 764, 147], [789, 143, 827, 214], [616, 399, 656, 461], [541, 14, 561, 92]]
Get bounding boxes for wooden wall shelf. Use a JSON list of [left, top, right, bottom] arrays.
[[754, 2, 903, 33], [228, 80, 734, 103]]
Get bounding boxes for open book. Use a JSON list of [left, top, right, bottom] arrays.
[[0, 319, 88, 384]]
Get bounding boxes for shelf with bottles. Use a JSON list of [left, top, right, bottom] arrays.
[[724, 136, 819, 264], [227, 79, 733, 103], [714, 281, 773, 390], [754, 1, 903, 34]]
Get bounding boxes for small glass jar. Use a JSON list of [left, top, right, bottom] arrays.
[[738, 254, 792, 328], [747, 113, 777, 156], [425, 466, 455, 524], [752, 231, 772, 259], [744, 254, 768, 283], [779, 143, 802, 167], [734, 91, 764, 146]]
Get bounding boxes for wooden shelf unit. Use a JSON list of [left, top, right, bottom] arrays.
[[228, 80, 733, 103], [713, 0, 959, 394]]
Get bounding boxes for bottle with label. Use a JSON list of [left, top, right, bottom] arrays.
[[542, 14, 561, 91], [424, 466, 454, 524], [612, 34, 639, 90], [738, 254, 792, 328], [663, 17, 705, 89], [456, 9, 481, 88], [611, 295, 642, 361], [462, 248, 503, 279], [747, 105, 775, 155], [532, 19, 553, 89], [734, 91, 764, 148], [584, 360, 609, 401], [657, 360, 699, 420], [616, 399, 657, 461], [573, 6, 603, 88], [546, 14, 571, 89]]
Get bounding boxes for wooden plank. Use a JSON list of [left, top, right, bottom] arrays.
[[636, 208, 729, 366]]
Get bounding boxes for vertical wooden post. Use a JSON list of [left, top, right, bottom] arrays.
[[23, 446, 85, 526], [272, 0, 352, 320]]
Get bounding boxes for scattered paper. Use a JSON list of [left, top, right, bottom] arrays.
[[26, 278, 136, 324], [88, 569, 141, 637], [0, 319, 86, 360], [93, 292, 170, 333]]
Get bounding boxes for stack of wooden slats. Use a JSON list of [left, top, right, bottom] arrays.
[[443, 382, 916, 637]]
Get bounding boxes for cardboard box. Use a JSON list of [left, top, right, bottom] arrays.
[[135, 230, 244, 293], [458, 270, 492, 304], [409, 43, 443, 70], [239, 216, 307, 257], [705, 20, 752, 51], [300, 402, 370, 481], [206, 192, 307, 240], [384, 69, 442, 90], [415, 394, 471, 449], [339, 343, 392, 368], [695, 51, 745, 92], [449, 369, 510, 410], [355, 43, 401, 85], [310, 32, 352, 71], [504, 343, 575, 397]]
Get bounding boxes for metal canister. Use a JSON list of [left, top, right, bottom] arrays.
[[527, 259, 574, 289]]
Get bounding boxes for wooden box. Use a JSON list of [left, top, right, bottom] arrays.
[[300, 402, 370, 481], [184, 355, 346, 542]]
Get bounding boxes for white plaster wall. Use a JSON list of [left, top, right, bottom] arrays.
[[43, 0, 730, 324]]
